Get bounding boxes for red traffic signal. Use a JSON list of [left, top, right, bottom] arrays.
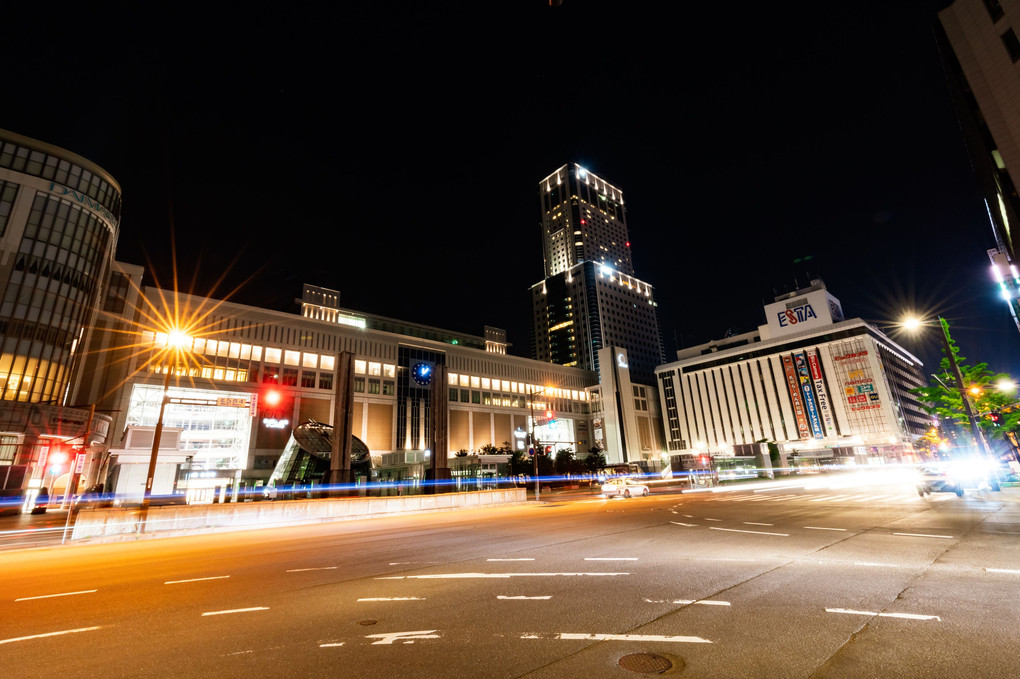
[[989, 411, 1003, 426], [47, 446, 69, 475], [262, 387, 282, 408]]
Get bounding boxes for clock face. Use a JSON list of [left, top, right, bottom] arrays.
[[411, 362, 433, 386]]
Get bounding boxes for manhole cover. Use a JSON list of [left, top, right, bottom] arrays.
[[358, 619, 378, 626], [618, 652, 675, 674]]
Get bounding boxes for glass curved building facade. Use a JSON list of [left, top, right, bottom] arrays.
[[0, 129, 120, 403]]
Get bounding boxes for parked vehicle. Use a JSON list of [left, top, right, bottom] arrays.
[[916, 466, 964, 497]]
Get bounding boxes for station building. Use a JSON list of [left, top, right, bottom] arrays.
[[0, 129, 118, 507], [655, 281, 930, 470], [84, 280, 666, 502]]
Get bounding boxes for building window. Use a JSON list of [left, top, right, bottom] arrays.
[[449, 387, 458, 402], [301, 371, 316, 388], [382, 380, 394, 396], [983, 0, 1005, 22], [461, 389, 469, 402], [472, 391, 481, 404], [282, 368, 298, 386], [1002, 29, 1020, 63], [354, 377, 365, 393], [368, 379, 380, 394], [319, 373, 333, 391]]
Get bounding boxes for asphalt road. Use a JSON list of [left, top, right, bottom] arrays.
[[2, 472, 1019, 678]]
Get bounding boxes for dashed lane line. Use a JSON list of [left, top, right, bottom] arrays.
[[15, 590, 97, 602]]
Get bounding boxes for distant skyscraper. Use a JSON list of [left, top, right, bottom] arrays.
[[531, 163, 664, 385], [937, 1, 1020, 332]]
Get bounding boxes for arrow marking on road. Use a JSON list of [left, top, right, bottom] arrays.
[[366, 630, 440, 645]]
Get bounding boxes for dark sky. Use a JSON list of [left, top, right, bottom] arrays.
[[5, 1, 1019, 378]]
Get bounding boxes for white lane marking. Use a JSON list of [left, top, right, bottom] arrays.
[[366, 630, 440, 645], [15, 590, 97, 602], [319, 643, 345, 647], [710, 527, 789, 537], [487, 558, 534, 562], [165, 576, 230, 584], [584, 557, 638, 561], [744, 522, 773, 526], [986, 568, 1020, 574], [670, 521, 697, 527], [854, 562, 890, 567], [524, 632, 712, 644], [893, 532, 954, 539], [201, 607, 269, 616], [0, 626, 103, 645], [287, 567, 338, 572], [826, 608, 941, 621], [357, 597, 425, 601], [389, 562, 411, 565], [644, 598, 730, 606], [704, 518, 722, 522], [683, 514, 694, 518], [377, 572, 629, 580], [804, 526, 848, 532], [497, 595, 552, 600]]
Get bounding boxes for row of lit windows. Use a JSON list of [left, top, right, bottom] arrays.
[[446, 372, 587, 403], [0, 137, 122, 218]]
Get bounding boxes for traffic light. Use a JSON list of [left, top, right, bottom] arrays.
[[545, 410, 555, 424], [47, 446, 69, 475], [989, 411, 1003, 426], [258, 385, 292, 429]]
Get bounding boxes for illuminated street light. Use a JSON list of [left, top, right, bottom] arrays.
[[141, 328, 193, 519], [903, 315, 1000, 490]]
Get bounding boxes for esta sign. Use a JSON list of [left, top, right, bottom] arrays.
[[777, 303, 817, 328]]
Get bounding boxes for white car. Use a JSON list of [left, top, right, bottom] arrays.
[[601, 477, 649, 498]]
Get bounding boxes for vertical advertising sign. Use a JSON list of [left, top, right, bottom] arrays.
[[794, 352, 824, 439], [782, 355, 811, 439], [806, 349, 836, 437]]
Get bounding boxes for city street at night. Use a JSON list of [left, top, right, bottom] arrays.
[[3, 474, 1019, 678]]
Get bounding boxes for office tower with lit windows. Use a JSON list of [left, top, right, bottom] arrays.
[[531, 163, 664, 386], [937, 1, 1020, 332]]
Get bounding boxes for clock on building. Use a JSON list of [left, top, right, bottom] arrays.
[[411, 362, 433, 386]]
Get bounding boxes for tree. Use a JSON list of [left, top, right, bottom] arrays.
[[910, 326, 1019, 450], [582, 447, 607, 475], [479, 443, 499, 455], [554, 447, 575, 474]]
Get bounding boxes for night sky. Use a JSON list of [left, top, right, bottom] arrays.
[[5, 1, 1019, 379]]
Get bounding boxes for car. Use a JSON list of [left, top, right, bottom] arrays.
[[916, 466, 964, 497], [601, 477, 650, 499]]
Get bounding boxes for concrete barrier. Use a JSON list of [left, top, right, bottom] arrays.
[[71, 489, 528, 543]]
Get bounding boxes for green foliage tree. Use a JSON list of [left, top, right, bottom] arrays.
[[479, 443, 499, 455], [583, 447, 607, 475], [909, 325, 1019, 444], [553, 447, 575, 474]]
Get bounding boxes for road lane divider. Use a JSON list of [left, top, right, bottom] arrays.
[[15, 590, 97, 602], [358, 597, 425, 601], [670, 521, 697, 527], [497, 595, 551, 600], [0, 626, 103, 645], [165, 576, 230, 584], [710, 527, 789, 537], [376, 572, 630, 580], [487, 558, 534, 561], [584, 557, 638, 561], [522, 632, 712, 644], [744, 522, 773, 526], [986, 568, 1020, 574], [826, 608, 941, 621], [644, 598, 730, 606], [287, 567, 338, 572], [201, 607, 269, 616], [804, 526, 847, 532], [893, 532, 954, 539]]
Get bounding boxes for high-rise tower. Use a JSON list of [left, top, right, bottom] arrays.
[[531, 163, 664, 385]]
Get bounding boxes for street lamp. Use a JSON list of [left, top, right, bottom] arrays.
[[903, 315, 1000, 489], [141, 329, 192, 517]]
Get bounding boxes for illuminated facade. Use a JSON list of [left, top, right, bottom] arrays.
[[937, 2, 1020, 332], [0, 129, 118, 505], [532, 163, 664, 386], [655, 281, 929, 466], [87, 282, 608, 499]]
